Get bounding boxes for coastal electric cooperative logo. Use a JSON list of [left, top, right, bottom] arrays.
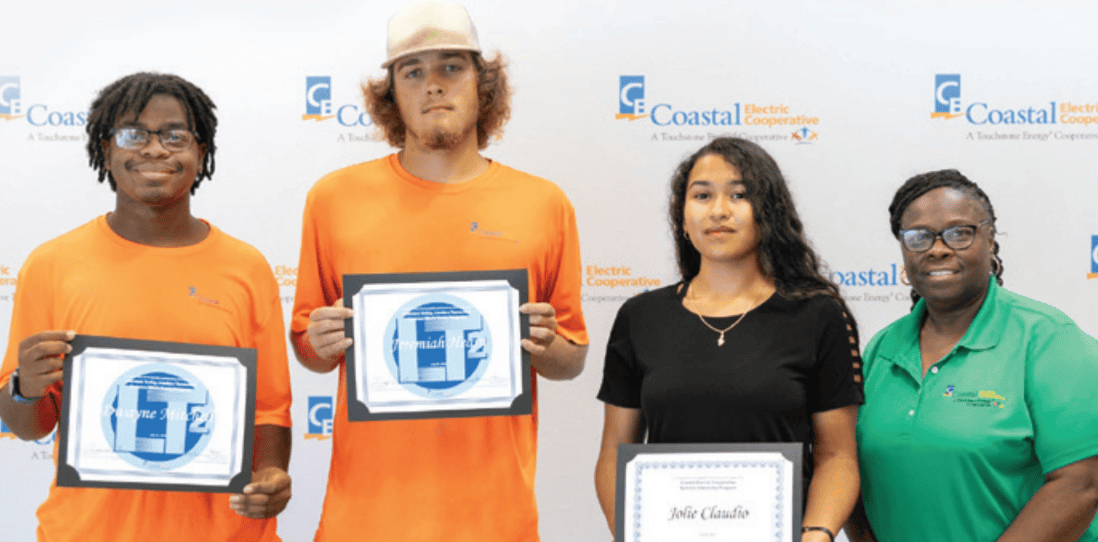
[[0, 76, 87, 128], [825, 262, 913, 305], [1089, 236, 1098, 280], [942, 386, 1007, 409], [583, 263, 663, 304], [1, 76, 23, 120], [305, 396, 333, 440], [615, 75, 820, 143], [932, 74, 1098, 137], [303, 76, 375, 137]]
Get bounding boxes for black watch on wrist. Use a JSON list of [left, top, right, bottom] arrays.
[[9, 368, 42, 404]]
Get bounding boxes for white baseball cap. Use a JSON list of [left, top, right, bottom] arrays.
[[382, 1, 481, 69]]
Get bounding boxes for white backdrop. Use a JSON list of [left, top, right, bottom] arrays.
[[3, 1, 1098, 541]]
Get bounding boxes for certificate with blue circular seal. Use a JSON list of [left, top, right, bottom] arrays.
[[56, 336, 256, 493], [343, 269, 531, 421]]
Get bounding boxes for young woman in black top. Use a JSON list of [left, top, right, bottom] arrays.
[[594, 137, 864, 542]]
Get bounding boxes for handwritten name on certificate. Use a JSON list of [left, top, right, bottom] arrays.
[[623, 452, 794, 542]]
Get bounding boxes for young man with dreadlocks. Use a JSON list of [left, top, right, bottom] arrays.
[[0, 72, 293, 542], [290, 2, 588, 540]]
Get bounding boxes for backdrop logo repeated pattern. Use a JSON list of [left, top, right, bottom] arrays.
[[932, 74, 962, 119], [615, 75, 821, 140], [828, 263, 907, 288], [616, 76, 647, 121], [792, 127, 818, 144], [581, 263, 664, 305], [305, 396, 333, 440], [301, 76, 373, 127], [1, 76, 23, 120], [928, 73, 1095, 127], [1088, 236, 1098, 279], [0, 263, 16, 286], [0, 77, 86, 129], [614, 73, 740, 127], [303, 76, 333, 121], [825, 262, 914, 305]]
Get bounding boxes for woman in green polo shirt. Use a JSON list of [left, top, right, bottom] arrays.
[[848, 169, 1098, 542]]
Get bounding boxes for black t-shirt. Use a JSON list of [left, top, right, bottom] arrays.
[[597, 282, 865, 483]]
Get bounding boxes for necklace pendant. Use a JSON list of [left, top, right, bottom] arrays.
[[717, 333, 725, 347]]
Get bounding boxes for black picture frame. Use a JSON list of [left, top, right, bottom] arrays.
[[343, 269, 532, 422], [56, 335, 256, 493]]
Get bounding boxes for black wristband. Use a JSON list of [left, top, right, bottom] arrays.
[[802, 526, 835, 542], [9, 369, 41, 405]]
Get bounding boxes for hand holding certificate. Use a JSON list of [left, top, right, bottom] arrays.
[[615, 443, 803, 542], [343, 269, 532, 422]]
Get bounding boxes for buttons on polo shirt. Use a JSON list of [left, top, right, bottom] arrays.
[[931, 367, 939, 374], [908, 409, 915, 416]]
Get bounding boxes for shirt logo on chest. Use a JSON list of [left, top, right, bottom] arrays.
[[943, 385, 1006, 408], [469, 221, 518, 244], [189, 286, 221, 307]]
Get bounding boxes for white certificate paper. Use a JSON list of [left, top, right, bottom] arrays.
[[618, 444, 801, 542], [343, 270, 532, 421]]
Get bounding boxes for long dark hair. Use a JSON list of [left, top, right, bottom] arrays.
[[670, 137, 847, 309], [86, 72, 217, 193], [888, 169, 1003, 308]]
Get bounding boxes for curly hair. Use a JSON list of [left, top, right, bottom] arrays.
[[363, 52, 510, 149], [85, 72, 217, 194], [670, 137, 849, 313], [888, 169, 1003, 308]]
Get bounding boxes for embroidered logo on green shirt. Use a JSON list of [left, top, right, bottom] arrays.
[[943, 385, 1006, 408]]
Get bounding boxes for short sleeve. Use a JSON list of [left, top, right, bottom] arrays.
[[251, 264, 293, 428], [544, 194, 588, 346], [1, 250, 63, 428], [290, 186, 337, 338], [2, 252, 51, 381], [1027, 322, 1098, 473], [809, 297, 865, 413], [596, 302, 642, 408]]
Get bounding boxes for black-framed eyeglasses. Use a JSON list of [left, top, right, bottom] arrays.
[[899, 220, 990, 252], [110, 127, 195, 152]]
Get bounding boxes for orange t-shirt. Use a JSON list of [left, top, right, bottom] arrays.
[[291, 155, 588, 542], [0, 216, 292, 542]]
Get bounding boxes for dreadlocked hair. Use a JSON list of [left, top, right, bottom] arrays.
[[888, 169, 1003, 309], [85, 72, 217, 194]]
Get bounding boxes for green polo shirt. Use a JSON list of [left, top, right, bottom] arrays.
[[857, 279, 1098, 542]]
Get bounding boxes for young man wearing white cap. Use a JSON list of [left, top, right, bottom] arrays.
[[290, 2, 588, 540]]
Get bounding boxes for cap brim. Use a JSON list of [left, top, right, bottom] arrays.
[[381, 44, 481, 69]]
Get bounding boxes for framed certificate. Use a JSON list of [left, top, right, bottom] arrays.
[[615, 443, 804, 542], [56, 335, 256, 493], [343, 269, 531, 422]]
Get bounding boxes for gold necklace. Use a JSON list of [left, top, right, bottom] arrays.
[[686, 285, 764, 346]]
